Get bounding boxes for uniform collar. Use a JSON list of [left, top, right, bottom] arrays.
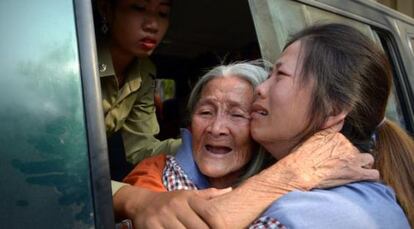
[[97, 42, 115, 78], [175, 129, 211, 189], [97, 42, 155, 79], [115, 58, 144, 103], [98, 42, 156, 102]]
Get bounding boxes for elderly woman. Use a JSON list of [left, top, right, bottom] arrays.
[[123, 61, 384, 228], [125, 62, 268, 190]]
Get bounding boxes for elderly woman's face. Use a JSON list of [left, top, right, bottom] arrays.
[[251, 41, 315, 159], [191, 76, 254, 182]]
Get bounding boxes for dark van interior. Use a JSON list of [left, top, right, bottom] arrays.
[[151, 0, 261, 139]]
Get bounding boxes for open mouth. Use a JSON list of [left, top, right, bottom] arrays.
[[251, 104, 268, 117], [205, 144, 232, 155]]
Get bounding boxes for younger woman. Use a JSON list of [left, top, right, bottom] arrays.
[[250, 23, 413, 228], [96, 0, 180, 180]]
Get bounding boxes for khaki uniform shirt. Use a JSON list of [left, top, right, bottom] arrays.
[[98, 45, 181, 167]]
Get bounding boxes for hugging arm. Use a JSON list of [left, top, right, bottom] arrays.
[[114, 129, 378, 228], [209, 129, 378, 228]]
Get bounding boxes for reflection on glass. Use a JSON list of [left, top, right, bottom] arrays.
[[409, 38, 414, 58], [0, 0, 94, 228], [386, 84, 406, 128]]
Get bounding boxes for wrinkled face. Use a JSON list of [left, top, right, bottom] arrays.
[[251, 41, 315, 159], [191, 76, 254, 181], [108, 0, 170, 57]]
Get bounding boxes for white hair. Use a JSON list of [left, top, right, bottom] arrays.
[[187, 60, 270, 114]]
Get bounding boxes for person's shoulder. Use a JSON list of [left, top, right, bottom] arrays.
[[262, 182, 410, 229], [123, 154, 167, 192], [138, 154, 167, 168]]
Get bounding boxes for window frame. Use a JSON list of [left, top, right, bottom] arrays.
[[248, 0, 414, 133], [375, 29, 414, 133], [74, 0, 115, 228]]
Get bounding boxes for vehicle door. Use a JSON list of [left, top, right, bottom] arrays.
[[248, 0, 414, 133], [0, 0, 113, 228]]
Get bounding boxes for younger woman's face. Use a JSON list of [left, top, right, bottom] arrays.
[[250, 41, 315, 159], [107, 0, 170, 57]]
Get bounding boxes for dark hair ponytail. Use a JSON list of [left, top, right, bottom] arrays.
[[375, 120, 414, 226]]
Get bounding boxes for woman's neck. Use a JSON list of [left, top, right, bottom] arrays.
[[208, 170, 243, 189], [109, 43, 136, 86], [263, 139, 300, 160]]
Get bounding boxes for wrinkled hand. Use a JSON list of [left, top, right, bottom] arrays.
[[274, 127, 379, 190], [132, 188, 230, 229]]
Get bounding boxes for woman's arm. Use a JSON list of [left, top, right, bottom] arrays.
[[210, 129, 378, 228], [113, 185, 230, 228], [114, 129, 378, 228]]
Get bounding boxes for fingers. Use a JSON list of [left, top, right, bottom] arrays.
[[358, 168, 380, 181], [132, 191, 211, 229], [357, 153, 374, 169], [173, 198, 210, 229], [132, 190, 227, 229], [143, 214, 186, 229], [188, 197, 227, 229], [294, 129, 345, 156]]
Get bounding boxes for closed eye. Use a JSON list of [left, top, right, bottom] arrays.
[[278, 70, 288, 76], [231, 112, 250, 119], [198, 109, 214, 116], [232, 114, 243, 118]]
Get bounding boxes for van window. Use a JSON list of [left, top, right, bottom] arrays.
[[249, 0, 410, 131], [152, 0, 262, 135], [156, 79, 176, 102], [386, 86, 406, 127], [248, 0, 377, 62], [155, 79, 180, 139], [375, 30, 413, 131], [0, 0, 96, 227]]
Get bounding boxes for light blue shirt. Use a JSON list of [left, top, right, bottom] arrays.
[[175, 129, 410, 228], [262, 182, 410, 228]]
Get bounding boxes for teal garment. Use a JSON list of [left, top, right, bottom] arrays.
[[98, 44, 181, 164]]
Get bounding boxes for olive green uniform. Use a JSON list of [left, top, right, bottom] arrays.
[[98, 46, 181, 193]]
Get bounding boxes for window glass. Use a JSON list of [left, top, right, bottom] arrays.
[[249, 0, 376, 62], [0, 0, 94, 227], [249, 0, 408, 129], [375, 31, 410, 129], [409, 37, 414, 57], [386, 85, 406, 127]]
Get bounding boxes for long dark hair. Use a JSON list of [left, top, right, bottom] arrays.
[[286, 23, 414, 226]]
